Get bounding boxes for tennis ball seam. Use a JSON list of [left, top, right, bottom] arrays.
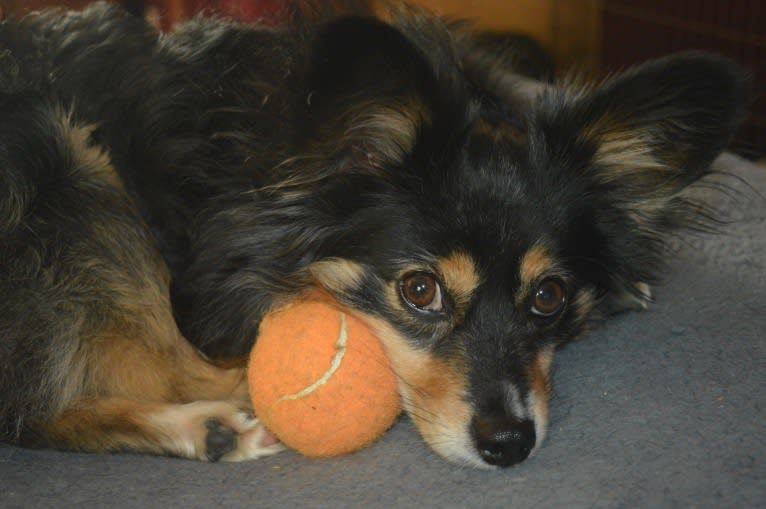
[[264, 311, 349, 419]]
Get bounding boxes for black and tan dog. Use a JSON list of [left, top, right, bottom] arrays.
[[0, 1, 749, 468]]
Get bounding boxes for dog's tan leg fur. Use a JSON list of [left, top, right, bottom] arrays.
[[45, 398, 281, 461], [35, 322, 282, 461], [34, 272, 284, 461], [33, 307, 282, 460]]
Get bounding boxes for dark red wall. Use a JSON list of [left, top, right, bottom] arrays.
[[602, 1, 766, 155]]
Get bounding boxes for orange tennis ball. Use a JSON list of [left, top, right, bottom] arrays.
[[248, 298, 401, 457]]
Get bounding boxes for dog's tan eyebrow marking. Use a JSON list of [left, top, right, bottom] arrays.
[[519, 244, 554, 287], [437, 252, 481, 311]]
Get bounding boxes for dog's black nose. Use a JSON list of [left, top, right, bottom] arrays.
[[471, 415, 536, 468]]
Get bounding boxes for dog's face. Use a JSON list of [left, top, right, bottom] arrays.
[[178, 15, 748, 468], [305, 109, 596, 468], [304, 110, 605, 468]]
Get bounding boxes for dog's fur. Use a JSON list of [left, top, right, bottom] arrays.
[[0, 2, 749, 468]]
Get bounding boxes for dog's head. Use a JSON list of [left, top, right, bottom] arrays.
[[284, 15, 749, 468], [180, 14, 749, 468]]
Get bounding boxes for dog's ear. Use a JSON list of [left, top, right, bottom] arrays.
[[301, 16, 440, 172], [547, 52, 750, 304], [576, 52, 749, 186]]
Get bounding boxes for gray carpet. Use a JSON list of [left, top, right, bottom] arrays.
[[1, 153, 764, 509]]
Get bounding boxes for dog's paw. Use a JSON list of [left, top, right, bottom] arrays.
[[210, 407, 285, 462], [201, 402, 285, 462], [154, 401, 285, 461]]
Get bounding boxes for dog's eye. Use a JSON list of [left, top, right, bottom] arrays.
[[400, 272, 443, 312], [531, 279, 566, 318]]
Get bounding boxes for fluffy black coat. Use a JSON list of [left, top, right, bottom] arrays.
[[0, 2, 749, 467]]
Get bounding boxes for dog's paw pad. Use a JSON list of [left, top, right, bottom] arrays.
[[204, 418, 238, 462]]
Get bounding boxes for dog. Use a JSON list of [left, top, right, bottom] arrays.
[[0, 1, 749, 468]]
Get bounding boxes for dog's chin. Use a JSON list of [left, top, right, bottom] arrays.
[[426, 433, 495, 470]]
